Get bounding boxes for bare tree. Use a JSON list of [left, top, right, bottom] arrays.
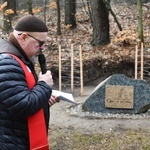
[[103, 0, 122, 31], [90, 0, 110, 46], [27, 0, 33, 14], [44, 0, 48, 22], [137, 0, 144, 43], [3, 0, 15, 32], [65, 0, 77, 29], [56, 0, 61, 35]]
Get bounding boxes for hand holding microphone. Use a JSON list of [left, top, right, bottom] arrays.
[[38, 51, 59, 107], [38, 70, 53, 87], [38, 51, 53, 87]]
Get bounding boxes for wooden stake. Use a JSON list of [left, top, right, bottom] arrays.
[[59, 44, 62, 91], [79, 45, 84, 96], [141, 43, 144, 80], [71, 44, 74, 92], [135, 45, 138, 79]]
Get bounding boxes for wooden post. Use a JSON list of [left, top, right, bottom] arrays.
[[59, 44, 62, 91], [71, 44, 74, 92], [141, 43, 144, 80], [79, 45, 84, 96], [135, 45, 138, 79]]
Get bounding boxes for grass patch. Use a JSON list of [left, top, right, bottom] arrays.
[[49, 125, 150, 150]]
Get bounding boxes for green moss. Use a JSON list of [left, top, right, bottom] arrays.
[[110, 140, 119, 149]]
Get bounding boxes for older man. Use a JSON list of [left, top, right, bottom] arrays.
[[0, 15, 58, 150]]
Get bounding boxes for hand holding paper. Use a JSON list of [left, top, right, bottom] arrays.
[[52, 90, 78, 104], [48, 95, 60, 107]]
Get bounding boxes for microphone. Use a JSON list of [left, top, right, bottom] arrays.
[[38, 51, 47, 74]]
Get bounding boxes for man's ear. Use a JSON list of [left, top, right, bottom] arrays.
[[19, 33, 27, 43]]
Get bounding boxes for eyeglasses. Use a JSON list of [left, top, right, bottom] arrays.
[[27, 34, 45, 47], [18, 33, 45, 47]]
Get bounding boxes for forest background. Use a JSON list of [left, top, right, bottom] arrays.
[[0, 0, 150, 150], [0, 0, 150, 86]]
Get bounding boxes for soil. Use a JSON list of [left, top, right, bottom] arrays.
[[50, 85, 150, 134], [48, 83, 150, 149], [46, 3, 150, 146], [41, 2, 150, 148]]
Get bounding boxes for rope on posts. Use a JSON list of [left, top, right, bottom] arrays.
[[58, 42, 84, 95]]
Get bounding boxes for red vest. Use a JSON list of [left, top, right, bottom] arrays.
[[10, 54, 49, 150]]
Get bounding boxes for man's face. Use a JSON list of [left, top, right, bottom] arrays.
[[19, 32, 48, 59]]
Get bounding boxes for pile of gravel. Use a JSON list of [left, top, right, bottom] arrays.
[[66, 103, 150, 119]]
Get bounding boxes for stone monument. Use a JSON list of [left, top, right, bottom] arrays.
[[82, 74, 150, 114]]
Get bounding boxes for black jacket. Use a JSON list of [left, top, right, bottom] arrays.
[[0, 38, 52, 150]]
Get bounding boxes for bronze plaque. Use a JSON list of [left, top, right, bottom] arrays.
[[105, 85, 134, 109]]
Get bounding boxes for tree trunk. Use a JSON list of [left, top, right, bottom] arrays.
[[56, 0, 61, 35], [44, 0, 47, 23], [27, 0, 33, 15], [65, 0, 77, 29], [137, 0, 144, 43], [10, 0, 17, 15], [90, 0, 110, 46], [3, 0, 14, 32], [103, 0, 122, 31]]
